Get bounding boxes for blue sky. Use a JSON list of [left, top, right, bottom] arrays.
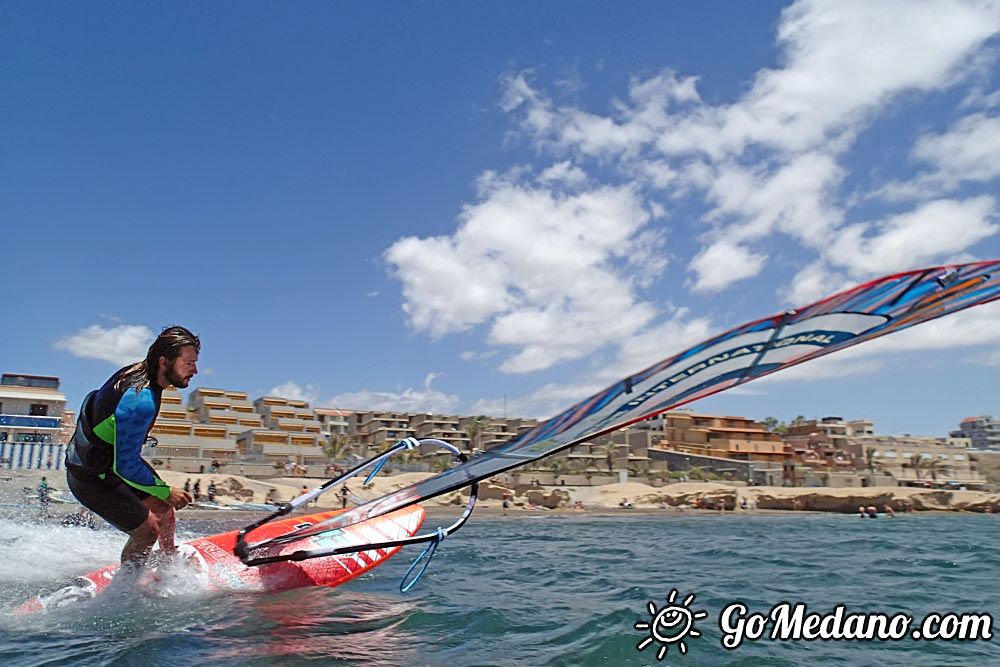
[[2, 1, 998, 437]]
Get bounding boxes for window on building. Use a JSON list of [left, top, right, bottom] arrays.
[[29, 404, 48, 416]]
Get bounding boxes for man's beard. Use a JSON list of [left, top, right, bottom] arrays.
[[167, 367, 189, 388]]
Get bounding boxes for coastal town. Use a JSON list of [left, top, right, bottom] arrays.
[[2, 371, 999, 515]]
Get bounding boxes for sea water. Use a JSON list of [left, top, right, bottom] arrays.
[[0, 511, 997, 666]]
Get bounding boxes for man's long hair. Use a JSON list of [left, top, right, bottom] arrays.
[[116, 325, 200, 392]]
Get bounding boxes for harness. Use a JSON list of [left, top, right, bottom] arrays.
[[65, 391, 113, 480]]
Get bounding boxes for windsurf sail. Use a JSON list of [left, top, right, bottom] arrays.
[[237, 261, 999, 568]]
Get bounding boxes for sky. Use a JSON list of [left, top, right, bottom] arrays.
[[1, 0, 999, 438]]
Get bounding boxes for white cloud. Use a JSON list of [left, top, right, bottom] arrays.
[[538, 161, 587, 187], [328, 373, 459, 414], [500, 70, 696, 158], [723, 0, 996, 154], [826, 196, 998, 276], [686, 152, 846, 291], [386, 172, 663, 372], [913, 113, 1000, 184], [968, 348, 1000, 366], [781, 261, 854, 305], [55, 324, 153, 365], [269, 381, 320, 405], [706, 153, 845, 245], [961, 87, 1000, 110], [875, 113, 1000, 201], [459, 350, 497, 362], [688, 240, 768, 293]]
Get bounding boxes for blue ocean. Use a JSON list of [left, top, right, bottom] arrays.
[[0, 511, 996, 666]]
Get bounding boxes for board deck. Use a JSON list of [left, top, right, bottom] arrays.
[[14, 504, 425, 614]]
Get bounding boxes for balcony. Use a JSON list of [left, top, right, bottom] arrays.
[[0, 415, 62, 429]]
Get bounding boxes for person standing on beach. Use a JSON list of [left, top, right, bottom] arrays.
[[37, 476, 50, 511], [64, 326, 197, 568]]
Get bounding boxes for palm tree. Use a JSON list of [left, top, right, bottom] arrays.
[[323, 432, 356, 461], [464, 416, 488, 454], [923, 457, 945, 484], [909, 454, 928, 483], [865, 447, 878, 485], [549, 458, 569, 483]]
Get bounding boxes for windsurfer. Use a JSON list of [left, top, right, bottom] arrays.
[[64, 326, 196, 569]]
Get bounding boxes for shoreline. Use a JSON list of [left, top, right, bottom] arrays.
[[3, 467, 997, 522]]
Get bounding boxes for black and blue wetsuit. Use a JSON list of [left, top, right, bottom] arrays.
[[65, 367, 171, 532]]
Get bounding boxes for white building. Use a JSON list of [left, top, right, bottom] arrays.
[[951, 416, 1000, 451], [0, 373, 69, 470]]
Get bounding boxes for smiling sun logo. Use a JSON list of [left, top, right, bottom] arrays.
[[634, 589, 708, 661]]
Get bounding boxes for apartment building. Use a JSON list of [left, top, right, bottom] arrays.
[[147, 388, 240, 463], [850, 434, 987, 488], [314, 407, 352, 438], [345, 411, 535, 456], [654, 411, 786, 463], [235, 395, 322, 465], [951, 416, 1000, 450], [782, 417, 865, 468]]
